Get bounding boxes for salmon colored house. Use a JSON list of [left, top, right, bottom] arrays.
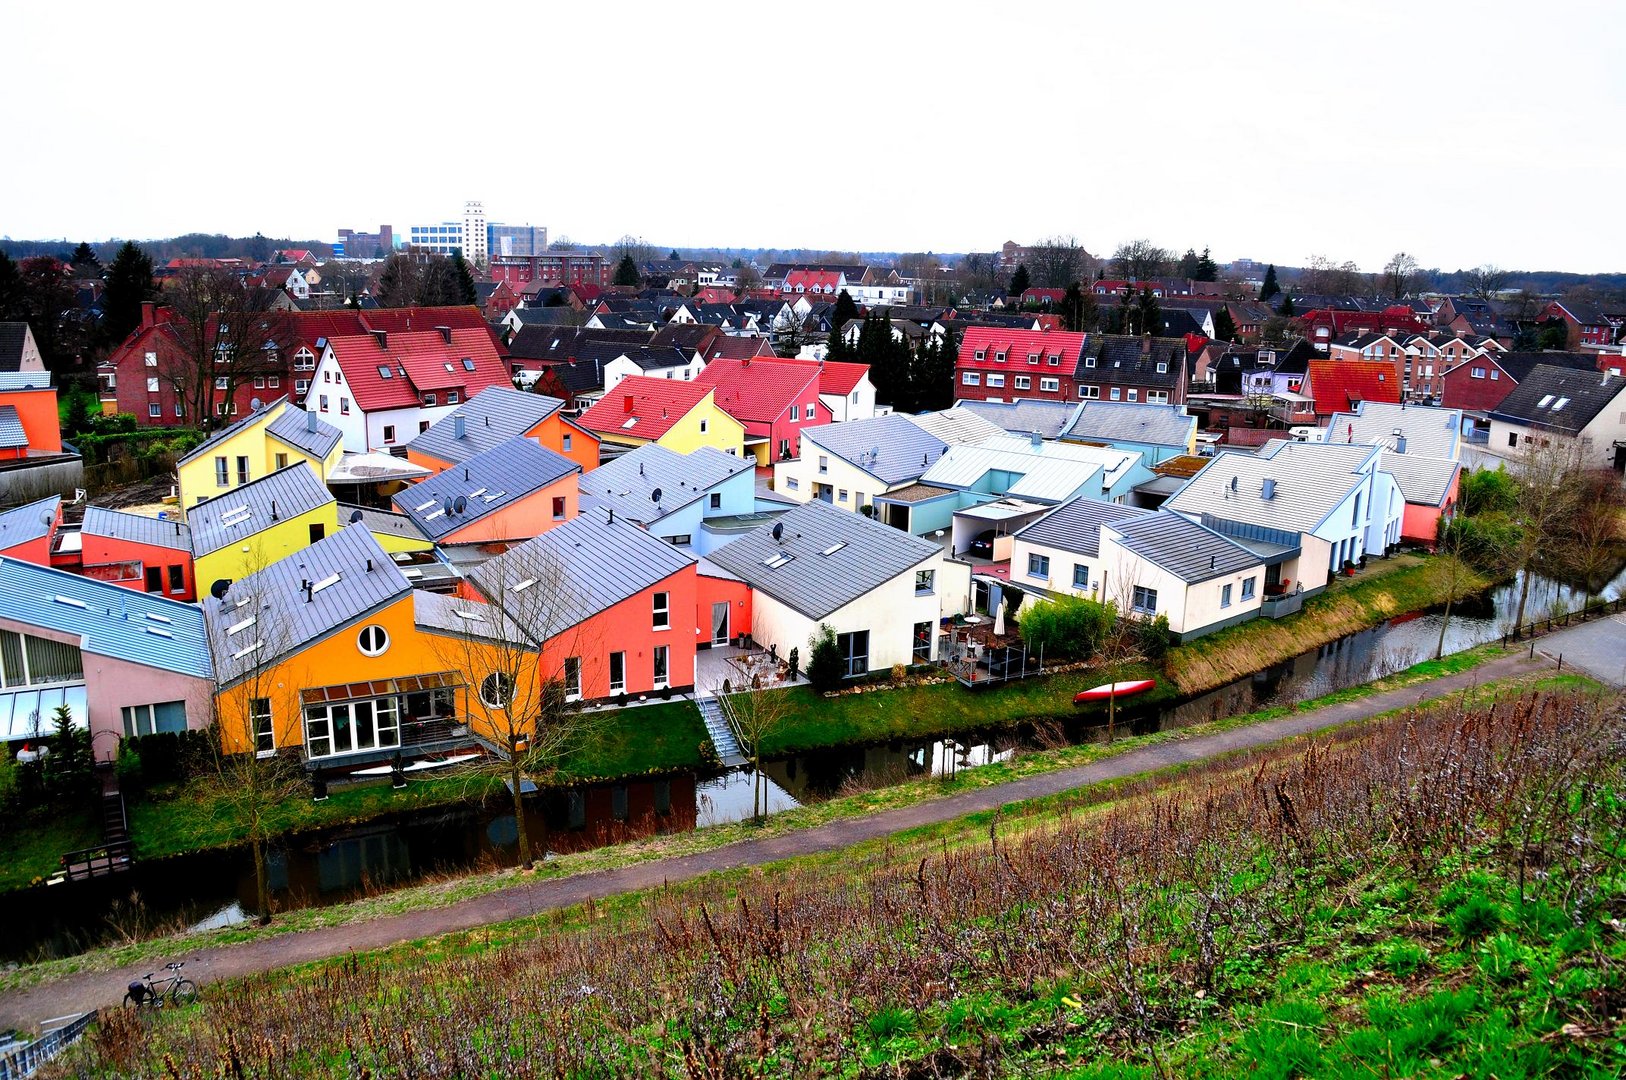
[[404, 386, 599, 476], [391, 436, 581, 550], [0, 372, 63, 459], [0, 496, 62, 566], [205, 524, 537, 765], [74, 506, 197, 601], [469, 512, 699, 702]]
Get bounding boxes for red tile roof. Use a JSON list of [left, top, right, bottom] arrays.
[[1305, 360, 1402, 415], [694, 357, 823, 424], [325, 328, 509, 412], [576, 376, 714, 441], [782, 269, 842, 293], [955, 326, 1087, 372], [1020, 288, 1067, 303], [815, 360, 868, 395]]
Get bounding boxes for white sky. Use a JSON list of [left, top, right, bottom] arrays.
[[5, 0, 1622, 272]]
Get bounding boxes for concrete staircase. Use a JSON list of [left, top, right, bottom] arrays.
[[696, 696, 747, 767]]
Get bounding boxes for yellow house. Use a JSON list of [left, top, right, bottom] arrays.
[[175, 398, 344, 510], [574, 376, 746, 457], [205, 523, 538, 762], [189, 462, 340, 590]]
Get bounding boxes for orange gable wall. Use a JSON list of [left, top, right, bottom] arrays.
[[0, 535, 51, 567], [697, 571, 751, 645], [0, 389, 63, 453], [529, 414, 600, 472], [539, 563, 698, 700], [217, 591, 526, 755], [79, 534, 197, 601], [439, 473, 580, 546], [1400, 470, 1460, 548]]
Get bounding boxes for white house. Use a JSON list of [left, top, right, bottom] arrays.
[[772, 414, 947, 515], [706, 500, 970, 674], [1486, 364, 1626, 473], [601, 346, 705, 396], [816, 361, 878, 422]]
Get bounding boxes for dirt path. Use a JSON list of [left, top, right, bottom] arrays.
[[0, 649, 1565, 1029]]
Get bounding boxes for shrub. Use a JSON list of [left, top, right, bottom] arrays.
[[1018, 595, 1113, 660], [1136, 613, 1173, 659], [1459, 465, 1517, 517], [124, 729, 213, 786], [806, 624, 845, 692], [1384, 939, 1429, 977], [44, 705, 95, 804]]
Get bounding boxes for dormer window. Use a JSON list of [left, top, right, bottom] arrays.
[[995, 351, 1007, 363], [1156, 361, 1167, 373]]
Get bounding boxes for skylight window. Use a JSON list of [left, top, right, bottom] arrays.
[[145, 613, 173, 624], [1537, 394, 1554, 407], [512, 578, 536, 593], [231, 640, 263, 660], [378, 366, 393, 379], [453, 609, 484, 621], [311, 572, 341, 594], [469, 487, 488, 498], [415, 499, 437, 512], [53, 595, 87, 609], [622, 418, 638, 429], [425, 509, 445, 521], [1551, 397, 1569, 411], [227, 616, 256, 637], [763, 552, 795, 569], [820, 543, 847, 556], [482, 491, 506, 502], [443, 362, 455, 372], [146, 626, 173, 639], [462, 358, 476, 371]]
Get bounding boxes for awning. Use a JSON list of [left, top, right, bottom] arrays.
[[300, 671, 461, 706], [327, 452, 433, 484]]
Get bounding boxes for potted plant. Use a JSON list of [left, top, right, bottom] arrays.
[[1342, 559, 1356, 577]]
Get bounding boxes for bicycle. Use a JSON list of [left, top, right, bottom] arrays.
[[123, 961, 198, 1009]]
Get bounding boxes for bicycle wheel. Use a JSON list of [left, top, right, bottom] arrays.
[[171, 979, 198, 1005], [123, 991, 141, 1009]]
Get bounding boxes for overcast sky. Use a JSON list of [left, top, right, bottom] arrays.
[[5, 0, 1622, 273]]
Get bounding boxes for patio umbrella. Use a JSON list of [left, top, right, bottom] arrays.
[[989, 582, 1005, 637]]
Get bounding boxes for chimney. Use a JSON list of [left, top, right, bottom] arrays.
[[304, 582, 313, 604], [1262, 478, 1277, 500], [369, 329, 388, 350], [271, 499, 279, 521], [1141, 333, 1153, 354], [1393, 428, 1407, 454], [305, 410, 317, 433], [435, 325, 452, 345], [453, 415, 466, 439], [623, 394, 635, 413], [140, 300, 158, 329]]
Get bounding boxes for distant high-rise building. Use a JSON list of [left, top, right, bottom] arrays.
[[405, 201, 544, 266], [462, 201, 487, 265], [334, 225, 393, 259]]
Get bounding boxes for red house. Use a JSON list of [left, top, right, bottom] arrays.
[[1304, 360, 1401, 420], [694, 356, 828, 464], [1540, 300, 1616, 348], [74, 506, 197, 601], [1019, 287, 1067, 308], [0, 495, 62, 566], [954, 327, 1088, 404], [1299, 306, 1429, 351]]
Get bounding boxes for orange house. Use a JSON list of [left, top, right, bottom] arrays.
[[404, 386, 599, 476], [75, 506, 197, 600], [0, 373, 63, 459], [392, 435, 582, 549], [469, 511, 699, 702], [205, 524, 537, 764], [1388, 457, 1462, 549], [0, 495, 61, 566]]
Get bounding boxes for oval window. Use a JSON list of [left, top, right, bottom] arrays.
[[357, 624, 389, 656], [480, 672, 514, 709]]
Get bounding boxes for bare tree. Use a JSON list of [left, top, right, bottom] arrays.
[[1464, 264, 1512, 301], [1383, 252, 1422, 299], [717, 654, 793, 822], [1299, 255, 1363, 296], [733, 263, 762, 295], [1508, 434, 1587, 632], [1556, 469, 1626, 607], [1028, 235, 1092, 289], [611, 235, 659, 268], [452, 544, 606, 868], [1110, 240, 1171, 282], [161, 267, 294, 429]]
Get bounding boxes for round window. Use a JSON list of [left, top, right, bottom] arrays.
[[480, 672, 514, 709], [357, 624, 389, 656]]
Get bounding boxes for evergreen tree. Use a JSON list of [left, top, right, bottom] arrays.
[[1134, 288, 1162, 336], [1213, 306, 1239, 343], [832, 288, 860, 331], [668, 249, 681, 261], [0, 252, 25, 321], [806, 624, 845, 692], [1259, 264, 1280, 301], [1194, 247, 1219, 282], [1177, 248, 1201, 279], [1059, 282, 1099, 332], [450, 251, 478, 305], [915, 326, 957, 411], [1280, 293, 1295, 316], [100, 240, 158, 347], [44, 704, 93, 804], [824, 325, 854, 362], [247, 232, 270, 262], [613, 254, 641, 287], [1008, 264, 1031, 297], [70, 242, 101, 274], [18, 257, 81, 371]]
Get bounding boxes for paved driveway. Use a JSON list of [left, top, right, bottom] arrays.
[[1538, 612, 1626, 687]]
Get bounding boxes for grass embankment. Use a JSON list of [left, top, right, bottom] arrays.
[[58, 683, 1625, 1077], [1168, 553, 1488, 693], [0, 809, 100, 892]]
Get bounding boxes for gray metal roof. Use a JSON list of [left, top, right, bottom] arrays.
[[0, 406, 27, 449], [0, 555, 211, 678], [1108, 511, 1261, 584], [1164, 441, 1378, 534], [265, 405, 343, 461], [800, 414, 947, 484], [0, 496, 60, 548], [1015, 497, 1147, 558], [578, 444, 752, 525], [705, 498, 941, 620], [0, 371, 51, 391], [955, 398, 1080, 440], [188, 462, 336, 557], [467, 509, 696, 633], [1323, 401, 1461, 459], [203, 523, 409, 686], [403, 386, 566, 467], [1380, 452, 1460, 507], [922, 435, 1138, 504], [81, 506, 191, 551], [412, 588, 531, 646], [1490, 365, 1626, 434], [390, 436, 581, 542], [907, 407, 1007, 446], [176, 397, 290, 468], [1062, 400, 1197, 449], [337, 503, 423, 542]]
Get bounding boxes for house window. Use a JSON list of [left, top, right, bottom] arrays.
[[785, 477, 799, 491], [296, 379, 310, 395], [340, 398, 351, 415], [274, 453, 288, 469], [1109, 388, 1122, 401], [1080, 385, 1100, 399], [251, 698, 273, 754], [652, 645, 669, 689], [146, 377, 160, 393], [145, 566, 162, 593], [447, 392, 459, 404], [1127, 389, 1138, 401], [609, 651, 626, 693], [995, 351, 1006, 363], [1156, 362, 1168, 373], [962, 372, 981, 385], [818, 455, 829, 474], [1470, 367, 1485, 379], [419, 421, 430, 433], [987, 374, 1005, 387], [175, 403, 184, 417], [148, 403, 161, 417], [1132, 585, 1158, 614], [1027, 352, 1039, 364], [709, 492, 722, 510], [666, 534, 692, 545], [836, 630, 869, 678], [269, 376, 279, 388], [1085, 357, 1096, 368], [478, 673, 514, 709], [253, 376, 265, 389], [563, 657, 582, 700], [1027, 553, 1050, 579], [236, 456, 250, 484], [1241, 577, 1256, 600], [974, 350, 986, 361], [1073, 564, 1089, 589], [424, 393, 437, 406], [1221, 583, 1233, 608], [357, 624, 389, 656], [1148, 391, 1169, 404], [382, 425, 396, 444], [1040, 378, 1060, 392], [144, 351, 157, 367], [304, 696, 400, 758], [913, 621, 933, 662], [915, 569, 935, 595], [214, 456, 228, 487], [168, 565, 185, 594], [552, 496, 566, 521], [309, 523, 325, 543], [1490, 369, 1499, 380], [1508, 432, 1518, 448], [838, 489, 848, 502], [216, 402, 238, 416], [653, 591, 670, 630], [319, 394, 329, 411], [121, 701, 188, 738], [1014, 376, 1031, 390], [215, 377, 229, 390]]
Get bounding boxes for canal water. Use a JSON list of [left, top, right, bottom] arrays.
[[4, 563, 1621, 963]]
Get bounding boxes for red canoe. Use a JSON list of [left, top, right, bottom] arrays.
[[1073, 679, 1156, 705]]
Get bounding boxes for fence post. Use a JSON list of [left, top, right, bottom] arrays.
[[1529, 638, 1536, 659], [1557, 654, 1563, 673]]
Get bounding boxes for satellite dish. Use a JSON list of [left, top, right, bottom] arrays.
[[349, 509, 364, 524], [771, 522, 784, 542], [442, 497, 454, 516], [453, 495, 468, 514], [250, 396, 263, 411], [210, 579, 231, 600], [650, 487, 663, 503]]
